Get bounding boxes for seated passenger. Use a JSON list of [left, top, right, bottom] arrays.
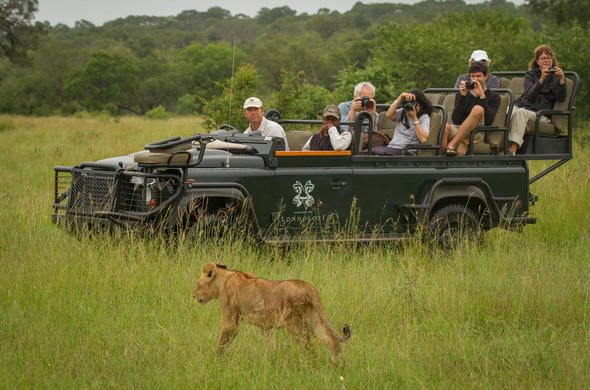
[[372, 90, 432, 156], [338, 82, 379, 133], [454, 50, 501, 89], [302, 105, 352, 151], [507, 45, 567, 155], [444, 62, 500, 156], [242, 97, 289, 150]]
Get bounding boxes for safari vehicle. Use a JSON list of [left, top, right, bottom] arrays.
[[52, 71, 580, 247]]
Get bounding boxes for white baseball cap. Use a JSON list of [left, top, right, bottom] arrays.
[[243, 97, 263, 109], [470, 50, 490, 62]]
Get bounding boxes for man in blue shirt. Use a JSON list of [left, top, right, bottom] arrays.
[[338, 81, 379, 132]]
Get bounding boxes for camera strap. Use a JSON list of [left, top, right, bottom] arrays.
[[401, 111, 411, 129]]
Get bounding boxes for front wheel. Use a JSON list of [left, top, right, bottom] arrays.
[[427, 204, 482, 250]]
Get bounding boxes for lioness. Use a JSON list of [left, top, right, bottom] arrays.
[[193, 262, 351, 364]]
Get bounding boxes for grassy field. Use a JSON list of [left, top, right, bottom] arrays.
[[1, 115, 589, 389]]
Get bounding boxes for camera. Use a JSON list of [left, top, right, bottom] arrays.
[[465, 80, 476, 89], [401, 97, 417, 111], [548, 67, 557, 75], [359, 96, 374, 109]]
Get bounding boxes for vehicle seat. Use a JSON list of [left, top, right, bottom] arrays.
[[425, 93, 443, 105], [508, 77, 525, 101], [525, 77, 574, 135], [472, 92, 511, 154], [286, 130, 313, 151], [377, 111, 397, 139], [418, 107, 445, 156]]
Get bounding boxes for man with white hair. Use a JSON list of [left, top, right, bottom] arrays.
[[338, 81, 379, 132], [242, 96, 289, 150], [453, 50, 501, 89]]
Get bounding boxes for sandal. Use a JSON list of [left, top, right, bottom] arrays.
[[446, 147, 457, 156]]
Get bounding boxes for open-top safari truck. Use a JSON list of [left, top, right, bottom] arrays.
[[52, 71, 580, 247]]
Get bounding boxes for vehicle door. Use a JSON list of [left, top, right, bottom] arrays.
[[270, 155, 353, 236]]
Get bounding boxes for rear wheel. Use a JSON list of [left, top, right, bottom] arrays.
[[427, 203, 482, 250]]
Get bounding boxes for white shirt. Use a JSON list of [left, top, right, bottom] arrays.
[[302, 126, 352, 151], [244, 117, 290, 151]]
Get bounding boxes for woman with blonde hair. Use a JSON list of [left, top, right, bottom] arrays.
[[507, 45, 567, 154]]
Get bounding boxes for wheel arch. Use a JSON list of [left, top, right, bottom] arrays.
[[174, 185, 261, 234], [424, 180, 500, 229]]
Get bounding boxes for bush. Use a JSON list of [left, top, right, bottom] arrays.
[[201, 63, 262, 130], [175, 94, 199, 116], [145, 105, 173, 120]]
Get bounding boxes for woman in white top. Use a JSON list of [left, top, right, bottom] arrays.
[[302, 104, 352, 151], [373, 89, 433, 156]]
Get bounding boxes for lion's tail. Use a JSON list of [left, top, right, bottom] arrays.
[[311, 295, 351, 343]]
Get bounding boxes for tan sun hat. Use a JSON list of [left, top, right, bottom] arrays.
[[243, 97, 263, 109], [322, 104, 341, 120]]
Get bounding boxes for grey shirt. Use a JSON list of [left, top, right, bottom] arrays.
[[454, 74, 501, 89], [388, 109, 430, 150]]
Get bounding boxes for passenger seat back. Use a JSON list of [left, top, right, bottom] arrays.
[[286, 130, 313, 151], [552, 77, 574, 130], [509, 77, 525, 100], [418, 108, 444, 156], [442, 94, 455, 123], [486, 93, 510, 148]]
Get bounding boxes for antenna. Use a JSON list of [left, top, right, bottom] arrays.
[[228, 36, 237, 124]]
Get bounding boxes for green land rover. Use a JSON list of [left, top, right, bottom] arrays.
[[52, 72, 580, 247]]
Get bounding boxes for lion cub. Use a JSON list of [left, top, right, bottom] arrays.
[[193, 262, 351, 365]]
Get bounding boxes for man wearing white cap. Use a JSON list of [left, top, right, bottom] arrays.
[[242, 97, 289, 150], [453, 50, 501, 89]]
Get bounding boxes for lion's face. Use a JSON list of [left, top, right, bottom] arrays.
[[193, 263, 219, 305]]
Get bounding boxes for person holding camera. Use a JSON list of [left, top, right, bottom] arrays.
[[338, 81, 379, 132], [302, 104, 352, 151], [453, 50, 500, 89], [507, 45, 567, 155], [444, 62, 500, 156], [371, 90, 433, 156]]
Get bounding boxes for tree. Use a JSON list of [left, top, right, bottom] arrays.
[[0, 0, 45, 62], [201, 63, 262, 130], [64, 51, 140, 113], [526, 0, 590, 27]]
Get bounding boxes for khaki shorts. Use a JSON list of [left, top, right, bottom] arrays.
[[449, 123, 485, 143]]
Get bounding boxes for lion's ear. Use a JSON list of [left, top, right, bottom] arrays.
[[216, 263, 227, 269], [202, 262, 217, 278]]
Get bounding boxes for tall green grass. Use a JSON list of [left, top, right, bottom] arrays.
[[0, 115, 589, 388]]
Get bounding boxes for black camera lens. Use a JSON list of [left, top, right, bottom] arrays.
[[548, 67, 557, 75], [465, 81, 475, 89], [401, 98, 417, 111], [360, 96, 374, 109]]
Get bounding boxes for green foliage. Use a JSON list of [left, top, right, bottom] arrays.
[[175, 93, 199, 116], [0, 0, 45, 62], [145, 105, 173, 119], [270, 70, 333, 120], [179, 42, 245, 101], [201, 63, 262, 130], [526, 0, 590, 27], [366, 11, 536, 94], [64, 51, 140, 114], [1, 2, 590, 121]]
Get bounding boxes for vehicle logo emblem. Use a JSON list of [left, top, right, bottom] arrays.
[[292, 180, 315, 208]]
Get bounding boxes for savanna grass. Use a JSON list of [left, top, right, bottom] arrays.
[[0, 115, 589, 388]]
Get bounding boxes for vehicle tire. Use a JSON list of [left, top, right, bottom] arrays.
[[427, 203, 482, 250]]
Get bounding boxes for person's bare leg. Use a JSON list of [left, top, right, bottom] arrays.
[[447, 106, 484, 151], [441, 124, 452, 151]]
